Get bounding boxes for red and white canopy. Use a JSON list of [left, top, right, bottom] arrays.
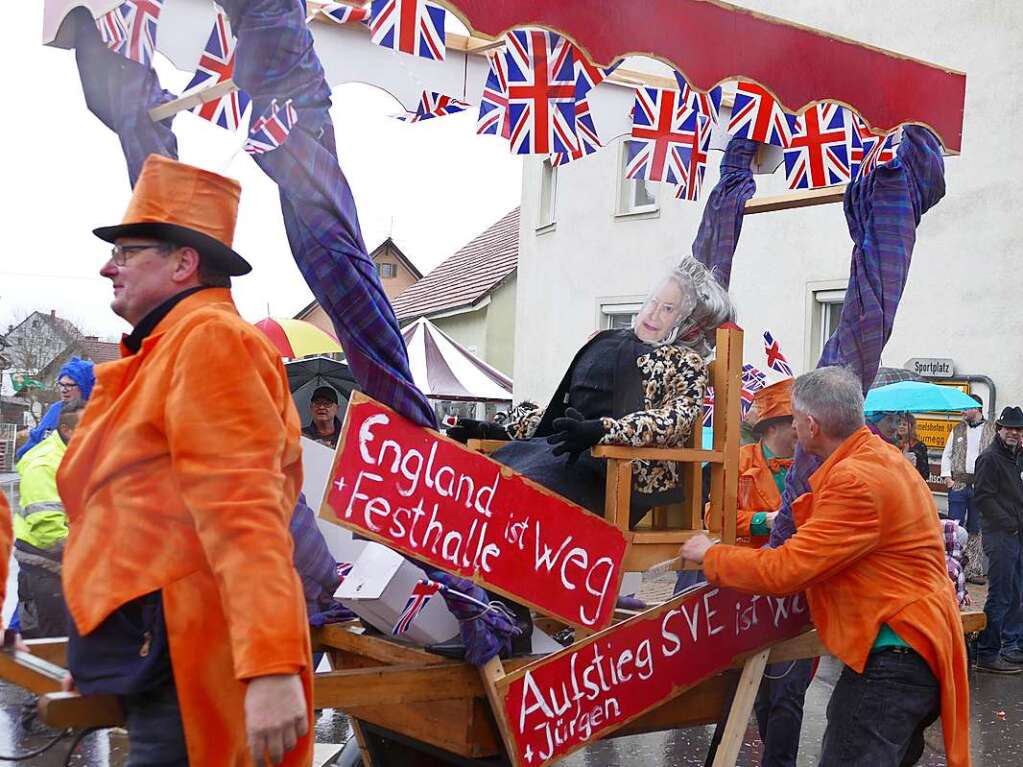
[[401, 317, 512, 402]]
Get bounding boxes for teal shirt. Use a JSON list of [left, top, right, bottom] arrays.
[[872, 623, 909, 651]]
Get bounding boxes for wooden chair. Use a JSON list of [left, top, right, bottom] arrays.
[[470, 325, 745, 572]]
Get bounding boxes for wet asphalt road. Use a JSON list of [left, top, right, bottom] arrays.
[[1, 655, 1021, 766]]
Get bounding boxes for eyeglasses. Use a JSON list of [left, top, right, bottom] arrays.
[[57, 382, 80, 391], [109, 243, 172, 266]]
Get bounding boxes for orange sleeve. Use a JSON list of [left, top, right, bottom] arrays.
[[0, 493, 10, 622], [165, 321, 307, 681], [704, 469, 880, 596]]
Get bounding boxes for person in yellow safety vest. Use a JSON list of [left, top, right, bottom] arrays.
[[14, 399, 85, 638]]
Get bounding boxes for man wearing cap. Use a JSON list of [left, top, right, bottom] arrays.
[[706, 378, 813, 767], [972, 405, 1023, 674], [682, 366, 970, 766], [302, 386, 342, 449], [57, 155, 312, 766], [940, 393, 996, 584]]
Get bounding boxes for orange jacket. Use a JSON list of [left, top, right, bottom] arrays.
[[705, 442, 781, 540], [0, 493, 11, 622], [704, 427, 970, 767], [57, 289, 312, 766]]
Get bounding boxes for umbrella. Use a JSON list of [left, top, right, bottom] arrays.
[[284, 356, 360, 425], [864, 381, 980, 414], [255, 317, 342, 359], [870, 366, 927, 389]]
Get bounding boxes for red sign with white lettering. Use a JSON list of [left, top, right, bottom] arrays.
[[496, 585, 811, 766], [321, 394, 630, 630]]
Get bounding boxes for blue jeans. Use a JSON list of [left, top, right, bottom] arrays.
[[819, 649, 940, 767], [124, 682, 189, 767], [754, 659, 815, 767], [947, 487, 980, 534], [977, 529, 1023, 661]]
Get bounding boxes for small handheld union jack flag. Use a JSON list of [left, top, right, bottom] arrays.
[[335, 562, 354, 586], [740, 364, 767, 417], [397, 90, 470, 123], [702, 388, 715, 429], [185, 12, 250, 132], [476, 50, 511, 139], [504, 29, 578, 156], [728, 81, 797, 148], [673, 72, 723, 124], [98, 0, 163, 67], [321, 1, 371, 25], [392, 580, 442, 636], [369, 0, 446, 61], [626, 87, 702, 185], [763, 330, 794, 377], [245, 99, 299, 155], [783, 103, 852, 190]]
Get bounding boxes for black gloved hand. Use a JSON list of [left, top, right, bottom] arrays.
[[547, 408, 607, 464], [445, 419, 509, 444]]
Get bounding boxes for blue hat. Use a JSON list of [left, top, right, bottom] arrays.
[[57, 357, 96, 401]]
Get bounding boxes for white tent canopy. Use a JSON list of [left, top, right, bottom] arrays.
[[401, 317, 512, 402]]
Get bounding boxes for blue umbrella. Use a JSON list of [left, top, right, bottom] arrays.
[[864, 381, 979, 414]]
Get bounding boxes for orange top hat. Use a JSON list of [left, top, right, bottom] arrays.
[[93, 154, 250, 276], [751, 378, 794, 434]]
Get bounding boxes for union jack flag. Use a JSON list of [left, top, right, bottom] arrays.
[[369, 0, 446, 61], [321, 1, 371, 24], [476, 50, 510, 138], [673, 111, 712, 201], [673, 72, 723, 123], [336, 562, 354, 586], [861, 131, 898, 176], [763, 330, 794, 377], [550, 57, 620, 166], [703, 389, 715, 428], [244, 99, 299, 155], [741, 364, 767, 416], [99, 0, 163, 67], [184, 13, 250, 131], [397, 90, 470, 123], [504, 30, 578, 155], [392, 580, 442, 636], [626, 88, 701, 185], [96, 9, 126, 49], [783, 103, 851, 190], [849, 114, 879, 180], [728, 81, 797, 148]]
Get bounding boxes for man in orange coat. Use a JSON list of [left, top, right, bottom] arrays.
[[0, 492, 12, 625], [57, 155, 312, 766], [682, 366, 970, 767]]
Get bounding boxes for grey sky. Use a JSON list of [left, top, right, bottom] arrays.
[[1, 4, 522, 339]]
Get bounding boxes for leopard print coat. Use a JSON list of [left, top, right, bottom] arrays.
[[505, 343, 707, 494]]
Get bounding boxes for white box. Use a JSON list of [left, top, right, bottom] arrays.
[[335, 542, 460, 646], [302, 436, 366, 566]]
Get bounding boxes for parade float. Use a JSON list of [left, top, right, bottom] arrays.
[[2, 1, 982, 765]]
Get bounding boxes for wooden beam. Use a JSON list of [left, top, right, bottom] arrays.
[[0, 650, 66, 695], [313, 624, 448, 666], [313, 663, 484, 709], [592, 445, 725, 463], [712, 649, 771, 767], [39, 692, 125, 729], [745, 185, 847, 215], [23, 637, 67, 667]]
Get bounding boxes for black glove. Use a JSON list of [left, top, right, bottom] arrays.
[[445, 419, 509, 444], [547, 408, 607, 464]]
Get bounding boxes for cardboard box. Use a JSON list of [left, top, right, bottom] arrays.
[[335, 542, 460, 646]]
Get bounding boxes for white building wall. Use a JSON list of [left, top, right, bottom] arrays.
[[514, 0, 1023, 417]]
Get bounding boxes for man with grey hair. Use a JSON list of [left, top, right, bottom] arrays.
[[681, 366, 971, 766]]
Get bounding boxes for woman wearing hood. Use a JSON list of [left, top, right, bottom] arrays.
[[15, 357, 95, 461], [450, 257, 732, 526]]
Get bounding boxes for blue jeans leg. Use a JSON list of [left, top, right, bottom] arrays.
[[963, 487, 981, 534], [754, 659, 814, 767], [818, 650, 940, 767], [946, 488, 969, 526], [977, 530, 1023, 661], [124, 682, 189, 767]]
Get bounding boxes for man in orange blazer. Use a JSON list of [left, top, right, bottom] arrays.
[[682, 366, 970, 767], [57, 155, 312, 766], [0, 492, 12, 624]]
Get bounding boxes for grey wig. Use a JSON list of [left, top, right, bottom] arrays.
[[661, 257, 736, 357]]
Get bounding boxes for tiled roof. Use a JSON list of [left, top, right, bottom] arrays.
[[391, 209, 519, 322], [78, 338, 121, 365]]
